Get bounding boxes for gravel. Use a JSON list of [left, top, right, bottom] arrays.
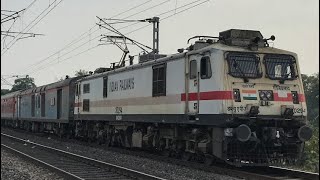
[[1, 128, 242, 180], [1, 148, 64, 180]]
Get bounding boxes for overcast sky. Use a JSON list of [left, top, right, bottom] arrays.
[[1, 0, 319, 89]]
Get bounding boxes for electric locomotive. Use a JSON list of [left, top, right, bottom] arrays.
[[72, 29, 313, 166], [1, 29, 313, 167]]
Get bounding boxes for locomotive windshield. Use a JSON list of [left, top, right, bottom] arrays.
[[227, 52, 261, 78], [264, 54, 297, 80]]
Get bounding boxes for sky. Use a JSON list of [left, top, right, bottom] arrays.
[[1, 0, 319, 89]]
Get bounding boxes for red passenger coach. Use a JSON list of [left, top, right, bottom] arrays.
[[1, 91, 21, 120]]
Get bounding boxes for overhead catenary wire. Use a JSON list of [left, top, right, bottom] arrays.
[[115, 0, 204, 32], [19, 0, 211, 75], [1, 0, 37, 23], [97, 16, 152, 52], [118, 0, 171, 20], [2, 0, 62, 56], [21, 0, 173, 74], [2, 0, 39, 47], [19, 0, 156, 73], [31, 44, 101, 76], [1, 8, 26, 23], [2, 18, 17, 48], [125, 0, 211, 35], [109, 0, 154, 19], [1, 76, 14, 86], [20, 0, 39, 16], [26, 35, 101, 75], [1, 0, 62, 56]]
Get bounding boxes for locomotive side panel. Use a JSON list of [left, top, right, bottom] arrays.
[[76, 58, 186, 122]]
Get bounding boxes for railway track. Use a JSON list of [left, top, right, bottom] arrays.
[[1, 133, 165, 180], [221, 165, 319, 180], [1, 130, 319, 180]]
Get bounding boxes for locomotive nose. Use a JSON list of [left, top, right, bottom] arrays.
[[297, 125, 313, 142], [235, 124, 251, 142]]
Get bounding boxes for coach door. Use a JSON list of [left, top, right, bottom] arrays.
[[186, 55, 200, 115], [31, 95, 35, 117], [57, 89, 62, 119]]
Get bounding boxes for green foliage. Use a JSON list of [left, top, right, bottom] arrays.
[[300, 73, 319, 172], [301, 73, 319, 126], [303, 127, 319, 172], [1, 89, 10, 95], [75, 69, 89, 77], [10, 77, 36, 92]]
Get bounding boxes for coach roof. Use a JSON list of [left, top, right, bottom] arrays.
[[19, 77, 77, 95], [1, 90, 22, 99]]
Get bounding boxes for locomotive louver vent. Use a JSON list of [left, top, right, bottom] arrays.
[[139, 53, 167, 63], [193, 41, 212, 50], [219, 29, 264, 48], [94, 67, 112, 74]]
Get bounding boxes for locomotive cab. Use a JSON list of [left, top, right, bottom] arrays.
[[213, 29, 312, 166]]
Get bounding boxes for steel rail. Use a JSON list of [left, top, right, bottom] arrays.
[[1, 130, 319, 180], [1, 133, 165, 180], [1, 144, 82, 180]]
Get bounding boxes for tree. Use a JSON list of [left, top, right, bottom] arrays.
[[1, 89, 10, 95], [301, 73, 319, 126], [300, 73, 319, 173], [10, 76, 36, 92], [75, 69, 89, 77]]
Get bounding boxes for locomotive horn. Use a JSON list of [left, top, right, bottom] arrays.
[[235, 124, 251, 142], [297, 125, 313, 142]]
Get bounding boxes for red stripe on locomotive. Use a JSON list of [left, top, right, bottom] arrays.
[[181, 91, 233, 101]]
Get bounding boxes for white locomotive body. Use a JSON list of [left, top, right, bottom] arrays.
[[75, 44, 307, 121], [72, 29, 311, 166]]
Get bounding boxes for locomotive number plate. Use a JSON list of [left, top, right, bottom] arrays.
[[116, 115, 122, 121]]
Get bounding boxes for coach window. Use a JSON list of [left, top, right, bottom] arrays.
[[103, 77, 108, 98], [190, 60, 197, 79], [200, 56, 212, 79], [83, 99, 90, 112], [83, 83, 90, 94], [152, 64, 166, 97]]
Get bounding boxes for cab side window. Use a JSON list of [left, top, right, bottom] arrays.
[[190, 60, 197, 79], [200, 56, 212, 79]]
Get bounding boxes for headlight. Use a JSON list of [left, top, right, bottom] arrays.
[[259, 90, 274, 101], [266, 91, 272, 98], [233, 89, 241, 102]]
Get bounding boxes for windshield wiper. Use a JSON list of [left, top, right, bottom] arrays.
[[233, 60, 249, 83], [279, 72, 292, 84]]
